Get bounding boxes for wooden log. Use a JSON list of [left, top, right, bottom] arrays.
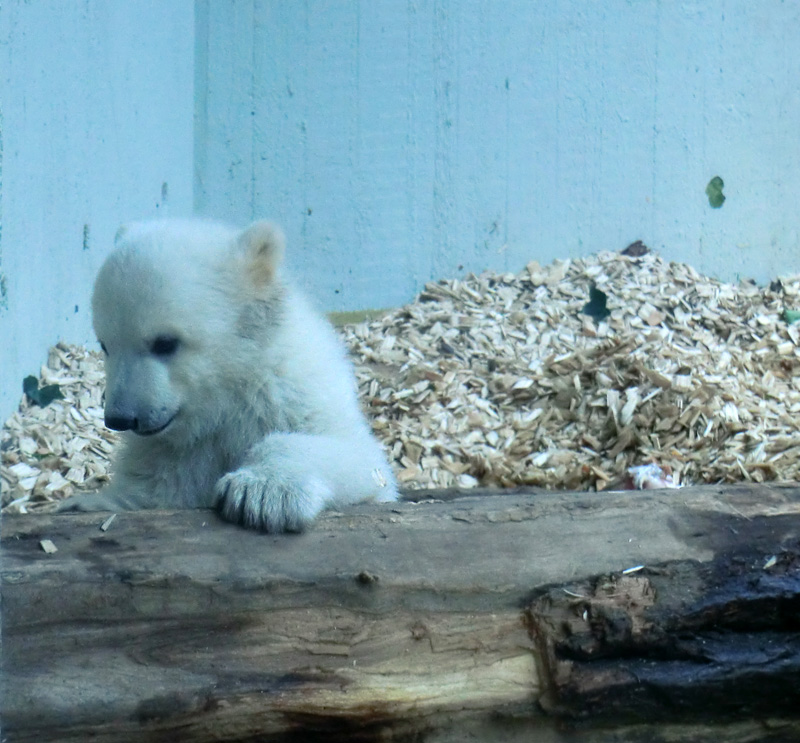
[[2, 483, 800, 742]]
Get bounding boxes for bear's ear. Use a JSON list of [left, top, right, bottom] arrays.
[[237, 221, 285, 286], [114, 224, 129, 245]]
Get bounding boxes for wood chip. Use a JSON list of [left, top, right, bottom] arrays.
[[39, 539, 58, 554]]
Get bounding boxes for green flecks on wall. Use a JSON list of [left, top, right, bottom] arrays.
[[82, 223, 90, 250], [0, 273, 7, 311], [706, 176, 725, 208]]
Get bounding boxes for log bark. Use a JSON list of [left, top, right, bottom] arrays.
[[2, 483, 800, 742]]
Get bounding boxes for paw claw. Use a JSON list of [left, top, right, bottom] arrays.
[[58, 493, 117, 512], [215, 467, 330, 533]]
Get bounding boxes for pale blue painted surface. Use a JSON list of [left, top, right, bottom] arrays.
[[195, 0, 800, 309], [2, 1, 799, 423], [0, 1, 195, 422]]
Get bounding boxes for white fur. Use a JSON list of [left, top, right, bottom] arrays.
[[60, 218, 398, 531]]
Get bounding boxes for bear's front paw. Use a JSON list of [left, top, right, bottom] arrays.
[[215, 467, 333, 532], [58, 492, 119, 513]]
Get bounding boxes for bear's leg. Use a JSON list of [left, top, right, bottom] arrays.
[[58, 483, 153, 512], [216, 432, 397, 532]]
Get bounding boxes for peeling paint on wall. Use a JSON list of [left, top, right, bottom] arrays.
[[706, 176, 726, 208], [158, 181, 169, 213]]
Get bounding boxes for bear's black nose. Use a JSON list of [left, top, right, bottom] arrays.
[[105, 415, 137, 432]]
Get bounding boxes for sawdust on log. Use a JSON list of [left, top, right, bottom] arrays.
[[4, 249, 800, 513]]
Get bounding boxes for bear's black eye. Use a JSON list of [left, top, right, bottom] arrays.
[[99, 341, 108, 356], [150, 335, 180, 357]]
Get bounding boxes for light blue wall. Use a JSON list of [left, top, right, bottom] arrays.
[[2, 1, 799, 423], [196, 0, 800, 309], [0, 1, 195, 421]]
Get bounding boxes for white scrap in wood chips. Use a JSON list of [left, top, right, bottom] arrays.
[[3, 249, 800, 514], [626, 463, 680, 490]]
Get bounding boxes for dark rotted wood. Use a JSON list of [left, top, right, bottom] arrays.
[[529, 552, 800, 721], [2, 484, 800, 742]]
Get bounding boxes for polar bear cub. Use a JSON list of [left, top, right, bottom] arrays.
[[60, 219, 398, 531]]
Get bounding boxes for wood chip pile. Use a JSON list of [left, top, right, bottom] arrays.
[[4, 248, 800, 513], [2, 345, 115, 512]]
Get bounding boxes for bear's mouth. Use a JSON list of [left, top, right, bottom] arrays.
[[136, 414, 177, 437]]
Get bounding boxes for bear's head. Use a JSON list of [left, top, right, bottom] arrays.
[[93, 219, 285, 445]]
